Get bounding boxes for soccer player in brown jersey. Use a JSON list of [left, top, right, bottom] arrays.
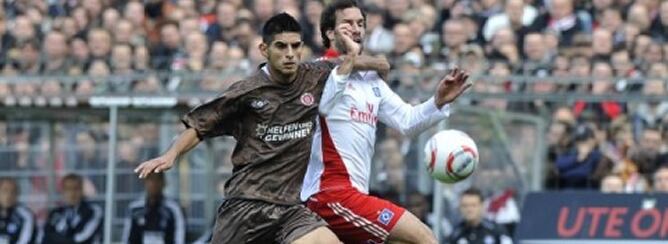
[[134, 13, 386, 244]]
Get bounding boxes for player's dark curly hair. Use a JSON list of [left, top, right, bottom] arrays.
[[262, 13, 302, 44], [320, 0, 367, 48]]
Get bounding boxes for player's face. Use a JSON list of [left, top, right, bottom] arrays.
[[460, 195, 483, 224], [260, 32, 303, 82], [331, 7, 365, 54], [62, 179, 83, 206], [0, 181, 18, 208]]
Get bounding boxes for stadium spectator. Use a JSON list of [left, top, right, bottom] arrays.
[[486, 27, 521, 66], [0, 177, 37, 243], [610, 49, 637, 80], [601, 9, 625, 45], [650, 1, 668, 41], [628, 4, 652, 32], [592, 28, 614, 60], [600, 174, 625, 193], [101, 8, 120, 33], [448, 188, 512, 244], [529, 0, 587, 46], [629, 126, 668, 175], [363, 5, 393, 55], [122, 172, 185, 244], [253, 0, 275, 27], [633, 72, 668, 134], [42, 31, 70, 75], [151, 21, 183, 71], [113, 19, 137, 46], [555, 124, 601, 189], [653, 166, 668, 192], [10, 15, 37, 45], [183, 31, 207, 73], [521, 32, 551, 74], [134, 45, 151, 72], [482, 0, 537, 42], [42, 174, 103, 244], [87, 29, 112, 60], [390, 23, 423, 67], [15, 40, 41, 75], [439, 19, 469, 64], [69, 38, 90, 72], [386, 0, 411, 28]]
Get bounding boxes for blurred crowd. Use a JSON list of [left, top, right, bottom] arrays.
[[1, 0, 668, 242], [0, 0, 665, 97]]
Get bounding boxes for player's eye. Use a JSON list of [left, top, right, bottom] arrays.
[[274, 43, 287, 49], [291, 42, 302, 49]]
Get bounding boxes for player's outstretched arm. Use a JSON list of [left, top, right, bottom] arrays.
[[378, 67, 471, 137], [434, 68, 471, 109], [134, 128, 201, 178]]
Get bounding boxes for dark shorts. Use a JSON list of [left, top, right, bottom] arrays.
[[211, 198, 328, 244]]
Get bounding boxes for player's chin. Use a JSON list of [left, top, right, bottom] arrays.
[[279, 67, 297, 76]]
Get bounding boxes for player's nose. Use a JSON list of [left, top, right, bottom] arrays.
[[285, 47, 295, 59]]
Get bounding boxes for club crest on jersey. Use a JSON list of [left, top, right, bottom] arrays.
[[378, 208, 394, 226], [372, 87, 381, 97], [301, 93, 315, 106]]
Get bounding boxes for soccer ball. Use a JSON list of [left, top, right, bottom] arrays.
[[424, 130, 479, 183]]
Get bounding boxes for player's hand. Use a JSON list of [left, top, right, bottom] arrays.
[[134, 153, 177, 178], [335, 24, 360, 56], [434, 67, 471, 108]]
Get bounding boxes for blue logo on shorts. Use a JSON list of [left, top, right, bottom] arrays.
[[372, 87, 381, 97], [378, 208, 394, 226]]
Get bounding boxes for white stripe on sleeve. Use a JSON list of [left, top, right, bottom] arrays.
[[15, 206, 34, 244], [74, 204, 102, 243], [165, 200, 186, 244]]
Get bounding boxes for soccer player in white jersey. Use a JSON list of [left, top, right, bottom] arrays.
[[300, 0, 471, 243]]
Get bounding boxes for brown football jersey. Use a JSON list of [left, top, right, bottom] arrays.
[[182, 61, 336, 204]]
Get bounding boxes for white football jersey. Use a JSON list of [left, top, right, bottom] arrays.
[[300, 67, 451, 201]]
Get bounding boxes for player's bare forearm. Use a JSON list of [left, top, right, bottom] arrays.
[[352, 55, 387, 70], [166, 128, 201, 158], [353, 55, 390, 78], [136, 128, 201, 178]]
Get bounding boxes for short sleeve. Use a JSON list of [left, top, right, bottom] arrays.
[[181, 92, 241, 139]]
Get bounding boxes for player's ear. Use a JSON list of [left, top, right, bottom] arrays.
[[259, 42, 269, 58]]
